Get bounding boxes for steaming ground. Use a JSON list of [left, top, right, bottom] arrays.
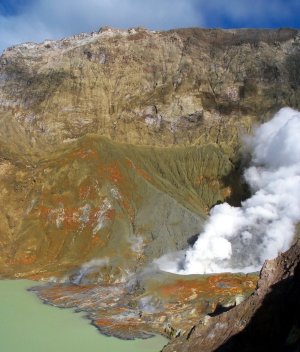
[[157, 108, 300, 274]]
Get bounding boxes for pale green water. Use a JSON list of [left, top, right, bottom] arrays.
[[0, 280, 168, 352]]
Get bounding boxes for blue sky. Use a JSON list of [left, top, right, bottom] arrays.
[[0, 0, 299, 52]]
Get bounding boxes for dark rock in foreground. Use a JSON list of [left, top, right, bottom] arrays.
[[162, 238, 300, 352]]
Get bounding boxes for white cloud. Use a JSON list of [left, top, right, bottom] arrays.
[[0, 0, 202, 52]]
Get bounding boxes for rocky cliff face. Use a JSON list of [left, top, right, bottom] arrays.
[[1, 27, 300, 155], [0, 27, 300, 347]]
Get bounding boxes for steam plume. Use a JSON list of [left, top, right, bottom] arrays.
[[158, 107, 300, 274]]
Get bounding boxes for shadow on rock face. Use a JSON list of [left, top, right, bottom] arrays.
[[215, 259, 300, 352], [187, 234, 199, 247]]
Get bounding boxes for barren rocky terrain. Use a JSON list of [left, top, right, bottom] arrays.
[[0, 27, 300, 349]]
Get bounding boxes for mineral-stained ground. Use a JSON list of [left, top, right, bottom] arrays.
[[0, 27, 300, 348]]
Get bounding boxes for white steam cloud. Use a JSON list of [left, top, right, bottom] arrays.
[[158, 107, 300, 274], [70, 258, 109, 284]]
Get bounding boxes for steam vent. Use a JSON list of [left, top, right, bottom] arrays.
[[1, 27, 300, 351]]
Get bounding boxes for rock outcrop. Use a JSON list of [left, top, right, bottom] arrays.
[[162, 237, 300, 352]]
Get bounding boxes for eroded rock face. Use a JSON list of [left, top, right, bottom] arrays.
[[1, 27, 300, 157]]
